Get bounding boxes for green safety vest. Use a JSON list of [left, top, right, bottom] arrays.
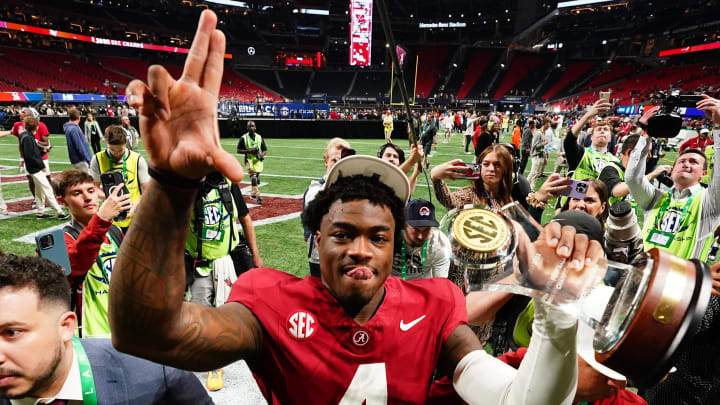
[[642, 189, 712, 260], [185, 182, 240, 276], [702, 147, 714, 184], [81, 235, 119, 337], [605, 161, 638, 214], [243, 132, 264, 172], [96, 150, 143, 228], [573, 146, 621, 181]]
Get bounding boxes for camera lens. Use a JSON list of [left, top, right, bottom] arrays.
[[40, 234, 54, 249]]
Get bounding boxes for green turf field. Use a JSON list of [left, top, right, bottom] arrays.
[[0, 129, 683, 276]]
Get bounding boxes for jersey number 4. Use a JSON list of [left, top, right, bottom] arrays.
[[339, 363, 388, 405]]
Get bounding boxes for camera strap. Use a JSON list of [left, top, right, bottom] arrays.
[[105, 149, 128, 181]]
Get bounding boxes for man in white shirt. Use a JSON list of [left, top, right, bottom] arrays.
[[391, 199, 450, 280]]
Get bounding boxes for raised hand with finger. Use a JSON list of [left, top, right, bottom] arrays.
[[124, 10, 243, 183]]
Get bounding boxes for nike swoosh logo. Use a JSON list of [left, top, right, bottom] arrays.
[[399, 315, 426, 331]]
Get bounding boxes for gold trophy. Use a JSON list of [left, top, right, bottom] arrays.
[[440, 202, 711, 387]]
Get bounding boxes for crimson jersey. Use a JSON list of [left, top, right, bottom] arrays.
[[228, 268, 467, 404], [13, 121, 50, 160]]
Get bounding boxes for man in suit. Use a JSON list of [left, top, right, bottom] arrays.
[[0, 254, 213, 405]]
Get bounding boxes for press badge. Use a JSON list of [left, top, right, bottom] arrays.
[[646, 229, 673, 248]]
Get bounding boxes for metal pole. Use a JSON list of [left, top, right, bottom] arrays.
[[374, 0, 417, 145]]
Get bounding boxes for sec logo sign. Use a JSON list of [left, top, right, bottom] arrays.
[[287, 311, 317, 340]]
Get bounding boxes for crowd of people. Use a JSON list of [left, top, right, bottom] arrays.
[[2, 10, 720, 405]]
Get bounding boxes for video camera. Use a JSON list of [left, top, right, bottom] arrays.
[[647, 91, 703, 138]]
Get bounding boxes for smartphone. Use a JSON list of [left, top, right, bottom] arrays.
[[678, 94, 703, 108], [35, 229, 71, 276], [100, 171, 128, 220], [557, 179, 589, 200], [599, 91, 612, 101], [456, 163, 481, 180]]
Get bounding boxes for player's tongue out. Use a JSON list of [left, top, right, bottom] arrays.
[[345, 267, 373, 280]]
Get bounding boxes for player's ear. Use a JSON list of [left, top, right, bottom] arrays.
[[314, 230, 322, 246]]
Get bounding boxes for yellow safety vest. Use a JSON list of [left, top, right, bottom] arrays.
[[97, 149, 142, 228]]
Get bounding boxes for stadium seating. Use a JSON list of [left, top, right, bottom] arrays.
[[311, 72, 356, 96], [582, 61, 638, 91], [276, 71, 312, 100], [0, 53, 81, 92], [350, 72, 389, 98], [457, 49, 497, 100], [494, 53, 547, 100], [542, 61, 597, 100], [415, 46, 451, 98]]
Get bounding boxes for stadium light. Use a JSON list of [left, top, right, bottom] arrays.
[[203, 0, 249, 7], [293, 8, 330, 15], [557, 0, 613, 7]]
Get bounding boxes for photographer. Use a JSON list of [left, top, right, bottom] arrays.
[[626, 95, 720, 261], [55, 169, 130, 337], [185, 170, 263, 390], [598, 134, 671, 214], [236, 120, 267, 204], [89, 125, 149, 232], [564, 100, 620, 183]]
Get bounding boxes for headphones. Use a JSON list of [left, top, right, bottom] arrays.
[[377, 143, 406, 164], [498, 142, 521, 184]]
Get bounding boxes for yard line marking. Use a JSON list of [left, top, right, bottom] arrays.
[[252, 212, 302, 226]]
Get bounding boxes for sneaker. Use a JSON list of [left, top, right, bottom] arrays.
[[256, 196, 263, 205], [36, 213, 53, 219], [206, 369, 224, 391], [57, 212, 70, 220]]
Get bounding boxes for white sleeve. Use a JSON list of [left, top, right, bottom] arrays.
[[454, 302, 578, 405], [701, 131, 720, 233], [625, 136, 663, 212], [89, 156, 101, 183], [430, 230, 451, 278]]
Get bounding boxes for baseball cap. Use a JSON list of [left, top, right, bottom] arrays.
[[700, 128, 710, 134], [324, 155, 410, 204], [406, 199, 439, 227]]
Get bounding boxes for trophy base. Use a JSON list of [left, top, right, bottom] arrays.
[[595, 249, 712, 387]]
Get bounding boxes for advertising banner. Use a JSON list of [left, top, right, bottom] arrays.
[[0, 92, 43, 102], [219, 102, 330, 118], [349, 0, 372, 66], [51, 93, 108, 102]]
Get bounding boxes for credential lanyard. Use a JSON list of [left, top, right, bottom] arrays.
[[71, 337, 98, 405], [400, 238, 427, 280], [107, 150, 129, 182], [653, 188, 700, 231]]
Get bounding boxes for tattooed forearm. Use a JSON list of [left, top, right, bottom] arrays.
[[110, 179, 193, 344], [109, 180, 261, 367]]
